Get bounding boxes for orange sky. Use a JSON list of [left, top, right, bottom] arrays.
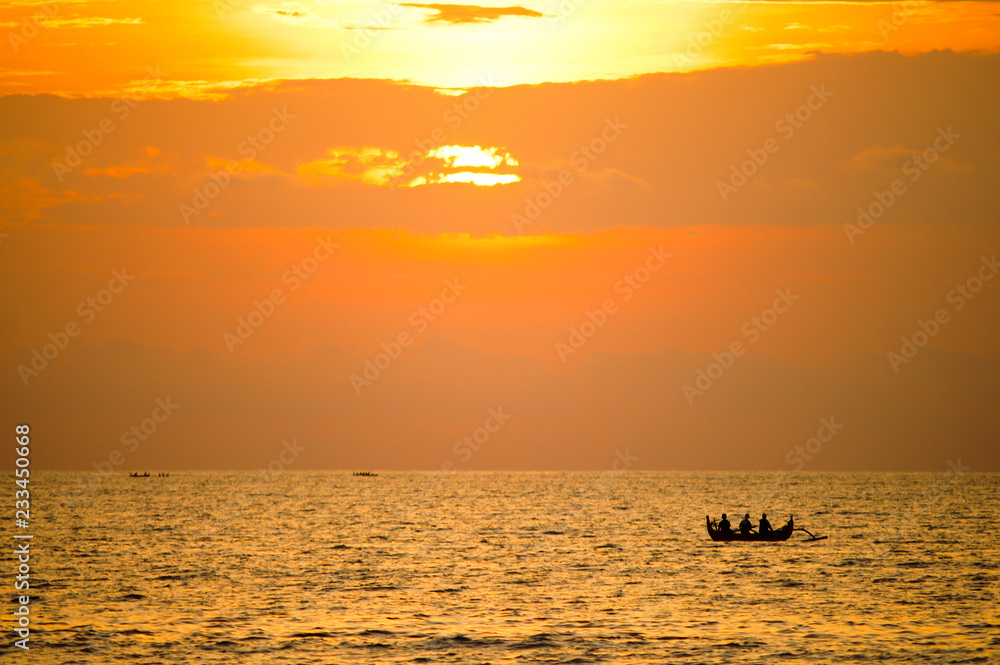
[[3, 0, 1000, 94], [2, 1, 998, 470]]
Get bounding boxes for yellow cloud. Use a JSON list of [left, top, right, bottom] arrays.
[[427, 145, 518, 169], [297, 144, 520, 187], [0, 17, 143, 29], [0, 173, 78, 221], [297, 147, 405, 185], [84, 165, 156, 178], [83, 148, 174, 179], [431, 172, 520, 186]]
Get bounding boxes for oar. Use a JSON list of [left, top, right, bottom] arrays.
[[793, 527, 828, 541]]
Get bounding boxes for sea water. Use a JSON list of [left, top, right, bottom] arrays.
[[6, 470, 998, 663]]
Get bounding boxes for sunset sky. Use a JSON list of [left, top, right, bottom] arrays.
[[2, 0, 998, 471]]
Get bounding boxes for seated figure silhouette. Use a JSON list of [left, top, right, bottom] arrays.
[[739, 513, 755, 536], [718, 513, 732, 534], [759, 513, 773, 534]]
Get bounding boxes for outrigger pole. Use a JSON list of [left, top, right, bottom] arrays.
[[793, 527, 828, 541]]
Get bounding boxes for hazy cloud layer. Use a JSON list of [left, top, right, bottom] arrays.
[[1, 52, 996, 233]]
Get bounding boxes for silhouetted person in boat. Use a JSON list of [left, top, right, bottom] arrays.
[[739, 513, 755, 536], [718, 513, 732, 534], [759, 513, 773, 535]]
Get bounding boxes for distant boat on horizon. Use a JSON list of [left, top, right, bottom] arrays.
[[352, 471, 378, 477]]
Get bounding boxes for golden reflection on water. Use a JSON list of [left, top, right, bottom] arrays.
[[26, 471, 1000, 663]]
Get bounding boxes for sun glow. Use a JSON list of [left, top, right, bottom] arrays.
[[432, 172, 520, 186], [427, 145, 518, 169], [296, 144, 520, 187]]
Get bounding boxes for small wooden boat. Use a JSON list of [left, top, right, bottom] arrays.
[[352, 471, 378, 477], [129, 472, 150, 478], [706, 515, 794, 542]]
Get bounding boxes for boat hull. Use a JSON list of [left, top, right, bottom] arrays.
[[706, 515, 794, 542]]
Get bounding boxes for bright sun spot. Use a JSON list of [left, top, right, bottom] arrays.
[[435, 172, 520, 186], [298, 145, 520, 187], [427, 145, 518, 169]]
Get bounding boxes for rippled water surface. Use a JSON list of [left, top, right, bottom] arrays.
[[9, 471, 1000, 663]]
